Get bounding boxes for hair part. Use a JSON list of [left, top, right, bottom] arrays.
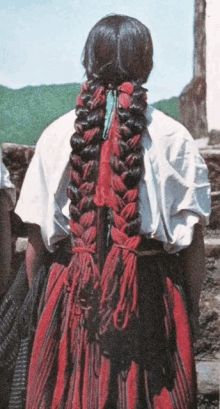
[[83, 14, 153, 87]]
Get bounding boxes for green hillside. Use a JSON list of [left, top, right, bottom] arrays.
[[0, 83, 81, 146], [152, 97, 179, 120], [0, 84, 179, 146]]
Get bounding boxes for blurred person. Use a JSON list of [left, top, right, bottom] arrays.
[[0, 148, 15, 299]]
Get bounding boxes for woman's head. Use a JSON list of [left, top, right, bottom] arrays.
[[83, 14, 153, 87]]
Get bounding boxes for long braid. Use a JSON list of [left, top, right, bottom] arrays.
[[45, 80, 108, 407], [67, 78, 107, 314], [100, 81, 147, 331]]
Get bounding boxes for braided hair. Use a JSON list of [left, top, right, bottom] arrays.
[[68, 15, 153, 334], [67, 79, 107, 310]]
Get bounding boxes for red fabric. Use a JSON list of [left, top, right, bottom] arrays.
[[153, 388, 174, 409], [26, 266, 196, 408], [152, 278, 196, 409], [172, 283, 195, 385], [26, 263, 67, 408], [126, 361, 138, 409]]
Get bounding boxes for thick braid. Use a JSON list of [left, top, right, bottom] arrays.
[[100, 81, 147, 331], [67, 79, 107, 307], [45, 81, 108, 408], [116, 81, 147, 237]]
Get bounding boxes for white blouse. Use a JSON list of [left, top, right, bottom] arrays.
[[15, 106, 211, 253]]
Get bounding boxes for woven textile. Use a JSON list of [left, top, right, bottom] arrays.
[[0, 263, 48, 409], [26, 251, 197, 409]]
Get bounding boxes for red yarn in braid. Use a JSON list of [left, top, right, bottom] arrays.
[[95, 82, 147, 331]]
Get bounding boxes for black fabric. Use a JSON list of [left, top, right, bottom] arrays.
[[138, 253, 177, 396], [0, 263, 29, 409], [99, 252, 180, 399], [0, 262, 48, 409]]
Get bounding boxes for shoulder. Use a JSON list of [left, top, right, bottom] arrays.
[[36, 109, 76, 152], [145, 105, 200, 160], [33, 110, 76, 172], [146, 105, 193, 143]]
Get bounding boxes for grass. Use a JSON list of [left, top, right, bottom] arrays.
[[0, 83, 81, 146]]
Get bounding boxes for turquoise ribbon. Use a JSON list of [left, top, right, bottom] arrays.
[[103, 90, 117, 140]]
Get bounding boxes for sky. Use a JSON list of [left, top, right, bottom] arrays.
[[1, 0, 195, 103]]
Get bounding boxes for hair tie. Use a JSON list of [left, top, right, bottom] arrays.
[[118, 82, 134, 95], [118, 82, 134, 109]]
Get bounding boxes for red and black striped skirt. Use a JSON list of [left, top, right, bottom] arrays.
[[25, 246, 197, 409]]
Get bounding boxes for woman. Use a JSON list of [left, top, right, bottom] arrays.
[[15, 15, 210, 408]]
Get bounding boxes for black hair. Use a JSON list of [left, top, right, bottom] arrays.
[[68, 15, 151, 335], [82, 14, 153, 87]]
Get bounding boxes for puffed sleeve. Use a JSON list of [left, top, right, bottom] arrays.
[[15, 136, 55, 251], [15, 111, 75, 252], [142, 107, 211, 253], [157, 125, 210, 253]]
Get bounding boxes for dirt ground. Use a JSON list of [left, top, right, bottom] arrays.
[[196, 228, 220, 361], [195, 256, 220, 360]]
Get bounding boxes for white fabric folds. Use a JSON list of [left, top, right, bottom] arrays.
[[15, 106, 211, 253]]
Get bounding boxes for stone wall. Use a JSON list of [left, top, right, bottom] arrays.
[[206, 0, 220, 138], [179, 0, 208, 140], [194, 0, 206, 78], [179, 77, 208, 139], [201, 145, 220, 228]]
